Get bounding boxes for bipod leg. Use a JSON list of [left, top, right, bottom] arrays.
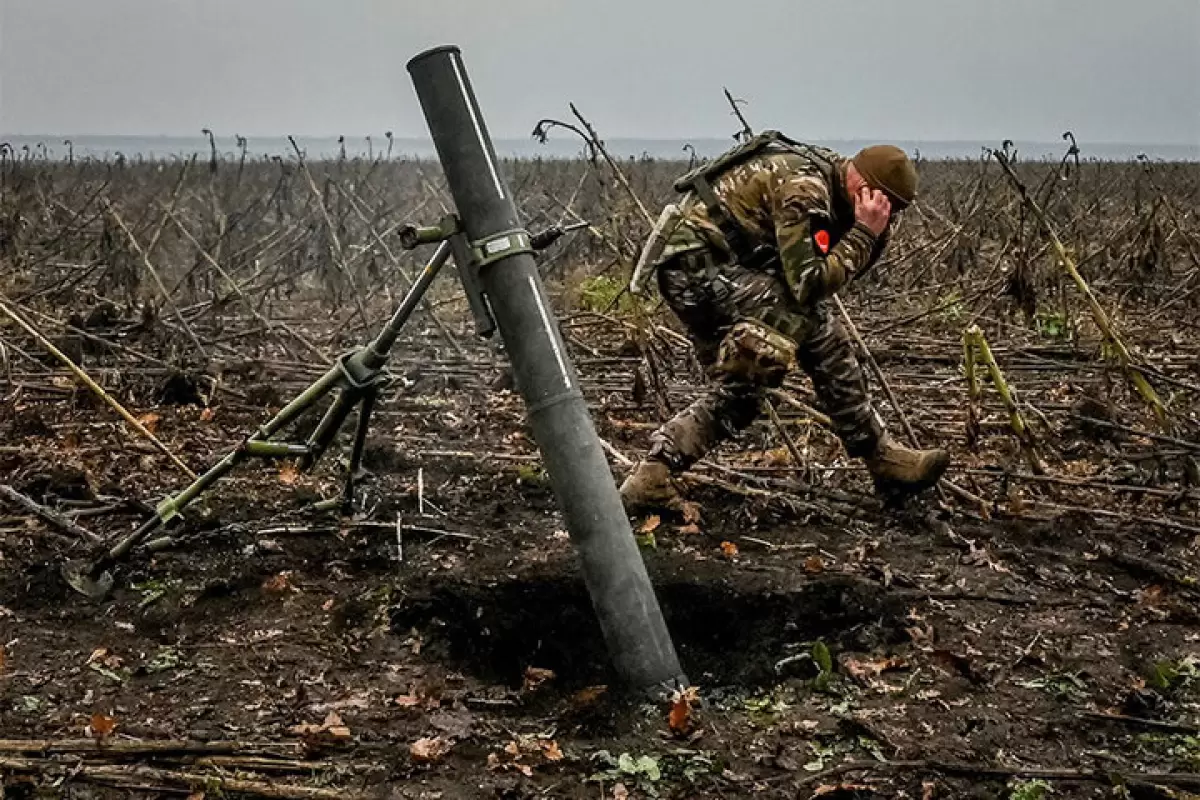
[[300, 386, 361, 472], [315, 384, 379, 514], [62, 243, 456, 600], [63, 365, 347, 599]]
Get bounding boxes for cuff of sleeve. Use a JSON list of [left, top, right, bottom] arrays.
[[847, 222, 878, 249]]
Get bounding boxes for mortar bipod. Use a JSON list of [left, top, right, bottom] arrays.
[[61, 215, 586, 600]]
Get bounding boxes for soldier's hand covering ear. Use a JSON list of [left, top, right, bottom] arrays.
[[854, 187, 892, 236]]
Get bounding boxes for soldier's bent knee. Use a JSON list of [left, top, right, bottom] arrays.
[[713, 319, 798, 387]]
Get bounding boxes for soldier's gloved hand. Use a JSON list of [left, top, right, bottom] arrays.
[[854, 187, 892, 237]]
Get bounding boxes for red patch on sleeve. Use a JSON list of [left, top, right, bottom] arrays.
[[813, 229, 831, 254]]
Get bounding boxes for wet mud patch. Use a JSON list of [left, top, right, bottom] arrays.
[[390, 566, 906, 691]]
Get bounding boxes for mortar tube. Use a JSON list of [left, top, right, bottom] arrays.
[[406, 44, 687, 695]]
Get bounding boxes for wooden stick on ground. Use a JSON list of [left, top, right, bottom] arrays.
[[0, 738, 304, 757], [0, 757, 362, 800], [0, 296, 197, 480], [796, 757, 1200, 790], [0, 484, 103, 545]]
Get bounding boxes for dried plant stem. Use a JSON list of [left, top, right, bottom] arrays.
[[288, 136, 370, 327], [993, 149, 1168, 425], [964, 324, 1045, 474], [0, 484, 103, 545], [0, 296, 196, 479], [103, 199, 209, 359], [161, 204, 330, 364]]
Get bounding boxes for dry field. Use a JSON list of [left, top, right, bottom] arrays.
[[1, 139, 1198, 798]]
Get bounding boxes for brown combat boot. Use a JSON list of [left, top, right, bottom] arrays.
[[618, 458, 686, 514], [863, 434, 950, 496]]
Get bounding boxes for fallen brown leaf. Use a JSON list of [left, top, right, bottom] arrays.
[[668, 685, 698, 736], [803, 555, 825, 574], [905, 619, 934, 646], [540, 739, 563, 761], [261, 572, 295, 595], [289, 711, 351, 741], [136, 412, 161, 433], [843, 656, 907, 684], [720, 541, 739, 559], [409, 736, 451, 764], [523, 666, 556, 692], [639, 515, 661, 533], [762, 446, 790, 467], [675, 523, 702, 535], [813, 784, 871, 796], [488, 743, 535, 777], [932, 649, 981, 683], [279, 461, 300, 485], [394, 694, 422, 708], [681, 501, 702, 524], [322, 711, 351, 739], [89, 712, 117, 740], [569, 685, 608, 709], [199, 407, 216, 423], [87, 648, 123, 669]]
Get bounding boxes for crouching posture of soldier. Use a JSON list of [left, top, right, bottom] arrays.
[[620, 132, 950, 512]]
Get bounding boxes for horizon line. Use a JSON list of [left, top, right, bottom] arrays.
[[2, 132, 1198, 149]]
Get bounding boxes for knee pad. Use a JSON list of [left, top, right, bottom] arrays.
[[713, 319, 798, 387]]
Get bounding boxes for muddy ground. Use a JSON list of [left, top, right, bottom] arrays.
[[1, 154, 1199, 799], [3, 295, 1198, 800]]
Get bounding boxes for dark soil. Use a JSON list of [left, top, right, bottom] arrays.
[[2, 156, 1199, 799]]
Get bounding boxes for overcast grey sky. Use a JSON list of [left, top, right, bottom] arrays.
[[1, 0, 1197, 144]]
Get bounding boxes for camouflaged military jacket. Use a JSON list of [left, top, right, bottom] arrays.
[[661, 144, 887, 306]]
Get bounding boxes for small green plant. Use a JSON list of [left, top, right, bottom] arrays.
[[578, 274, 626, 312], [588, 750, 662, 796], [743, 690, 792, 724], [1175, 736, 1200, 770], [936, 290, 966, 322], [577, 274, 648, 316], [144, 646, 183, 674], [1015, 671, 1089, 701], [664, 749, 723, 785], [1147, 655, 1200, 694], [15, 695, 43, 713], [635, 529, 657, 549], [812, 640, 834, 692], [1034, 311, 1070, 340], [803, 741, 839, 772], [131, 577, 180, 609], [1134, 732, 1200, 769], [514, 462, 548, 487], [1008, 778, 1054, 800]]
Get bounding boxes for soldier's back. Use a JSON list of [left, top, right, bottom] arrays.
[[685, 147, 841, 255]]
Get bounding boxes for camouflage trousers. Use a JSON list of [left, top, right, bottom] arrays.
[[648, 249, 884, 470]]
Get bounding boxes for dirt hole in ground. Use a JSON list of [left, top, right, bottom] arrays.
[[391, 572, 905, 690]]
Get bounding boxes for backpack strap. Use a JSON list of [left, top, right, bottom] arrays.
[[689, 172, 777, 270]]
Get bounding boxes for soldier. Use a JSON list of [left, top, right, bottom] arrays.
[[620, 132, 950, 512]]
